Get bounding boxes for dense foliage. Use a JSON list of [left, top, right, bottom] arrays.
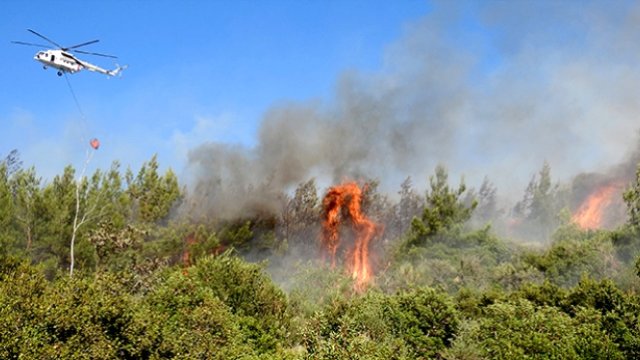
[[1, 152, 640, 358]]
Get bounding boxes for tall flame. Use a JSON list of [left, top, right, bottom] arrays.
[[572, 182, 621, 230], [321, 182, 378, 291]]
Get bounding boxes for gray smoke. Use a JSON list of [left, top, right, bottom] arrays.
[[186, 1, 640, 219]]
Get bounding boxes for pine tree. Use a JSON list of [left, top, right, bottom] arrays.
[[126, 155, 181, 224], [623, 164, 640, 229]]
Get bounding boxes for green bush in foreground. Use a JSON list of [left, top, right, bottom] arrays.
[[447, 299, 623, 360], [303, 287, 459, 359], [0, 253, 296, 359], [1, 251, 639, 359]]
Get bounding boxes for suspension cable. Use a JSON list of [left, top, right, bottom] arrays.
[[63, 72, 90, 144]]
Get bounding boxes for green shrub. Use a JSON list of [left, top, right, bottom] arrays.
[[453, 299, 623, 359], [303, 287, 459, 359]]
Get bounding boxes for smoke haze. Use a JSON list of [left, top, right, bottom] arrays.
[[186, 1, 640, 219]]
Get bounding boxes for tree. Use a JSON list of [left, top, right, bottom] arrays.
[[16, 162, 132, 277], [10, 167, 41, 252], [0, 154, 20, 253], [20, 160, 105, 277], [69, 161, 133, 277], [513, 161, 561, 240], [279, 178, 319, 252], [1, 149, 22, 177], [0, 164, 15, 254], [623, 164, 640, 229], [361, 179, 391, 222], [126, 155, 181, 224], [407, 165, 477, 247], [473, 176, 499, 224], [389, 177, 423, 238], [32, 166, 76, 277]]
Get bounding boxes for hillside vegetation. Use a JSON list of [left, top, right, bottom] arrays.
[[1, 153, 640, 359]]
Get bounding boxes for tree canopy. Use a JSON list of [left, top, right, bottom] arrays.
[[1, 155, 639, 359]]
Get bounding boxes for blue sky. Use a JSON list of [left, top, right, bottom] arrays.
[[2, 0, 430, 180], [4, 1, 640, 201]]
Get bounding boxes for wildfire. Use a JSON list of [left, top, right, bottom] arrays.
[[182, 233, 197, 267], [321, 182, 379, 291], [572, 182, 622, 230]]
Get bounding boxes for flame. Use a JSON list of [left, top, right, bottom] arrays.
[[572, 182, 621, 230], [321, 182, 379, 291], [182, 233, 197, 267]]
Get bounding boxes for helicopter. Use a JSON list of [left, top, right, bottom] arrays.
[[12, 29, 125, 77]]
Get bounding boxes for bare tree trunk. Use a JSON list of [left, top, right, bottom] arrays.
[[26, 226, 32, 251], [70, 178, 81, 277], [70, 149, 94, 277]]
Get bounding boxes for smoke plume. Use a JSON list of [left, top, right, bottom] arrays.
[[187, 1, 640, 219]]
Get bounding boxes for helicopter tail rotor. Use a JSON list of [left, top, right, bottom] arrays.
[[107, 64, 127, 77]]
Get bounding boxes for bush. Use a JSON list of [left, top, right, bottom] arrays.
[[0, 253, 297, 359], [303, 287, 459, 359], [130, 252, 294, 357], [0, 259, 49, 358], [132, 268, 251, 359], [450, 299, 623, 359], [563, 278, 640, 358], [0, 268, 137, 359], [523, 229, 617, 286]]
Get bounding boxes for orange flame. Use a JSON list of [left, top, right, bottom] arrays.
[[572, 182, 621, 230], [321, 182, 379, 291], [182, 233, 197, 267]]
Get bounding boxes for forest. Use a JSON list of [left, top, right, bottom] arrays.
[[1, 149, 640, 359]]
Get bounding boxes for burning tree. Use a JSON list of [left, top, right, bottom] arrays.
[[572, 181, 624, 230], [321, 182, 381, 291]]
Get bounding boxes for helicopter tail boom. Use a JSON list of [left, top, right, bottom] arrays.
[[79, 60, 126, 77]]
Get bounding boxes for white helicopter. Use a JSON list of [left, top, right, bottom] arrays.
[[12, 29, 125, 77]]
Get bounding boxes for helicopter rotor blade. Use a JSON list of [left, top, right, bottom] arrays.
[[27, 29, 63, 48], [66, 39, 100, 50], [21, 29, 118, 59], [11, 41, 49, 48], [73, 49, 118, 59]]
